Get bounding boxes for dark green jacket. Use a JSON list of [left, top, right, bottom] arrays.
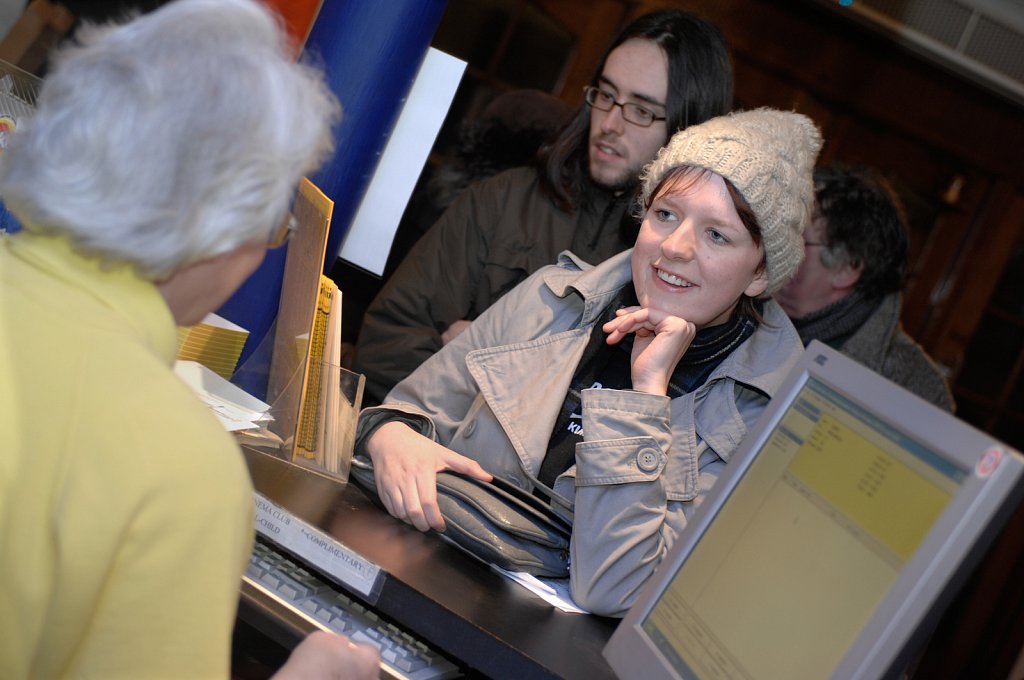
[[354, 166, 631, 403]]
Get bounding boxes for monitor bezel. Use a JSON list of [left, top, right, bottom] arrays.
[[604, 341, 1024, 680]]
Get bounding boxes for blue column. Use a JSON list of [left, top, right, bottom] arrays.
[[222, 0, 447, 397], [0, 196, 21, 233], [308, 0, 449, 266]]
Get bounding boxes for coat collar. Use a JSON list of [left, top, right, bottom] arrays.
[[541, 249, 633, 327], [467, 328, 591, 476], [469, 251, 803, 476], [703, 299, 803, 396], [540, 249, 802, 398], [6, 231, 178, 365], [466, 250, 632, 476]]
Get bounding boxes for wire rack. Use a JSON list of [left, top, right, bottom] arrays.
[[0, 59, 39, 234], [0, 59, 40, 142]]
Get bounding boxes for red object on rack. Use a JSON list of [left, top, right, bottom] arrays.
[[259, 0, 320, 57]]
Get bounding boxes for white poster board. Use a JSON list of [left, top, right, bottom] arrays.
[[338, 48, 466, 275]]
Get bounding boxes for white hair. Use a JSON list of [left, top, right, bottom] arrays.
[[0, 0, 340, 279]]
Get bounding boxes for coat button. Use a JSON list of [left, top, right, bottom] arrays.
[[462, 419, 476, 438], [636, 447, 660, 472]]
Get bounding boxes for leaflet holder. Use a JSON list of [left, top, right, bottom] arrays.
[[233, 178, 363, 481]]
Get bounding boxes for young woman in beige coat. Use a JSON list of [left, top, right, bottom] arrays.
[[356, 108, 822, 617]]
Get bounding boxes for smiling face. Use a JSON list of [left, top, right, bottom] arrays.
[[631, 171, 768, 329], [587, 38, 669, 190]]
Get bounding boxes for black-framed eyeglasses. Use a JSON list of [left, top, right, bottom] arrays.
[[268, 212, 297, 249], [583, 86, 666, 128]]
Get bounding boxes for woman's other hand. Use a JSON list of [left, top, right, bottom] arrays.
[[366, 421, 492, 532]]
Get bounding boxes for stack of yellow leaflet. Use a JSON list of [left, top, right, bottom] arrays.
[[294, 274, 338, 457], [265, 178, 362, 480], [176, 313, 249, 380]]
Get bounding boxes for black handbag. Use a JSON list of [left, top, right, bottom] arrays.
[[351, 459, 573, 578]]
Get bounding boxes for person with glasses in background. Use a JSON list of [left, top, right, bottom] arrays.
[[0, 1, 380, 678], [582, 84, 666, 128], [353, 9, 734, 404], [774, 163, 954, 411]]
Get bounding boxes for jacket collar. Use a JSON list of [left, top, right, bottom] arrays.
[[472, 252, 802, 474], [7, 230, 178, 365], [702, 299, 803, 396], [468, 251, 634, 475], [467, 328, 592, 475], [541, 249, 802, 396], [541, 249, 633, 326]]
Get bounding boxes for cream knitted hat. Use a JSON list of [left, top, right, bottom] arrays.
[[640, 108, 823, 294]]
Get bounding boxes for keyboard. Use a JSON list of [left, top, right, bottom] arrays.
[[245, 541, 460, 680]]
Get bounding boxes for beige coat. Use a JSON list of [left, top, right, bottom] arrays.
[[356, 250, 804, 616]]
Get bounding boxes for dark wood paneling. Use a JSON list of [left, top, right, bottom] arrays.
[[656, 0, 1024, 188], [539, 0, 633, 102], [927, 186, 1024, 367]]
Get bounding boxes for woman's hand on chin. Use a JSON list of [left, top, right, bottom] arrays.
[[603, 306, 696, 395]]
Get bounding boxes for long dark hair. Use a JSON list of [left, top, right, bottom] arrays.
[[537, 10, 733, 213]]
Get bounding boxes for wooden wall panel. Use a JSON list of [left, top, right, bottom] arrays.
[[900, 170, 991, 342], [662, 0, 1024, 188], [927, 186, 1024, 369], [538, 0, 632, 103]]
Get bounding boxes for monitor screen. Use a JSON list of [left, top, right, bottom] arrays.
[[604, 341, 1023, 680]]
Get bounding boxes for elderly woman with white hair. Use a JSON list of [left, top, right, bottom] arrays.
[[0, 1, 378, 678]]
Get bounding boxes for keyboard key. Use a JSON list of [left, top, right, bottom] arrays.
[[244, 542, 459, 679], [397, 654, 428, 673]]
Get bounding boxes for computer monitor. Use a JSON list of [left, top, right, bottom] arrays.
[[604, 340, 1024, 680]]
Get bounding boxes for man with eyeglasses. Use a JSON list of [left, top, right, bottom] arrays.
[[774, 163, 954, 411], [354, 9, 733, 403]]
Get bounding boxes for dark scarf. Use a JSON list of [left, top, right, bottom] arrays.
[[538, 286, 758, 487], [790, 291, 879, 349]]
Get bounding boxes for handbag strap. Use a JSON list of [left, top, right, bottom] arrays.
[[352, 455, 574, 529], [441, 472, 573, 534]]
